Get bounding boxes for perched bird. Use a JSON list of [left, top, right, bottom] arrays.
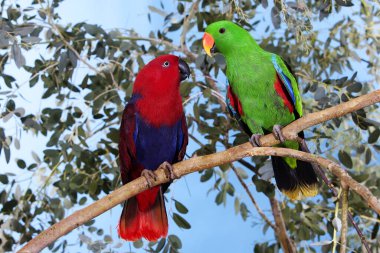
[[118, 55, 190, 241], [202, 21, 318, 200]]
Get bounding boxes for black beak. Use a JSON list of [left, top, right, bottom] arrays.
[[210, 44, 216, 54], [178, 58, 190, 81]]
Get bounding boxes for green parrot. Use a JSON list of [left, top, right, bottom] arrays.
[[202, 20, 318, 200]]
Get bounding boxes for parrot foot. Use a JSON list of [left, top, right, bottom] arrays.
[[160, 161, 179, 180], [141, 169, 157, 188], [249, 134, 262, 147], [273, 124, 286, 143]]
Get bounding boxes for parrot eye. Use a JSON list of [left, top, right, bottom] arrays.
[[162, 61, 170, 68], [219, 28, 225, 34]]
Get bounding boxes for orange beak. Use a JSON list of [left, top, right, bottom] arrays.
[[202, 32, 215, 57]]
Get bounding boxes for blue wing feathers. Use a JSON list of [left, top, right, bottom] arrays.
[[271, 54, 296, 104]]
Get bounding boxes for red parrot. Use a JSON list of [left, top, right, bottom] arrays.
[[118, 55, 190, 241]]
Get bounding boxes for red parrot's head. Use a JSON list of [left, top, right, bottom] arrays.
[[133, 55, 190, 95], [132, 55, 190, 126]]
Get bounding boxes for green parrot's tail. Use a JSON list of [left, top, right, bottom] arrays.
[[271, 152, 318, 200]]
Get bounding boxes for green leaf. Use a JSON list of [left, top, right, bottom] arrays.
[[174, 199, 188, 214], [172, 213, 191, 229], [4, 146, 10, 164], [338, 150, 353, 169], [336, 0, 354, 6], [133, 239, 143, 248], [155, 238, 166, 252], [271, 7, 281, 29], [347, 82, 362, 93], [224, 182, 235, 196], [83, 24, 104, 36], [215, 191, 225, 205], [2, 199, 18, 213], [79, 197, 87, 205], [11, 42, 26, 68], [368, 129, 380, 144], [16, 159, 26, 169], [234, 197, 240, 215], [177, 3, 184, 14], [0, 174, 9, 184], [148, 5, 167, 17], [200, 169, 213, 182], [365, 148, 372, 165], [168, 234, 182, 249], [240, 202, 249, 221]]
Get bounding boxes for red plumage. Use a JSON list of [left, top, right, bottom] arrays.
[[273, 74, 294, 113], [118, 55, 189, 242], [227, 85, 244, 116]]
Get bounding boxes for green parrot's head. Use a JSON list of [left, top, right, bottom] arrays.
[[202, 20, 253, 57]]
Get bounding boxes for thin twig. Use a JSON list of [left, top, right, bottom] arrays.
[[340, 184, 349, 253], [347, 212, 371, 253], [230, 163, 275, 230], [180, 0, 200, 53]]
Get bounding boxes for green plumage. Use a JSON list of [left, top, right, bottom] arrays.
[[205, 21, 318, 200]]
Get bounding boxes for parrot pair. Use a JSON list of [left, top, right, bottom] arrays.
[[118, 20, 318, 242]]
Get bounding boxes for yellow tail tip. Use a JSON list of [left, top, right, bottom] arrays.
[[283, 184, 318, 201]]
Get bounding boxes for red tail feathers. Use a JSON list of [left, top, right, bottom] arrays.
[[118, 187, 168, 241]]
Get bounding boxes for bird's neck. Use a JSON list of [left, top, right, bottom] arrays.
[[134, 89, 183, 127]]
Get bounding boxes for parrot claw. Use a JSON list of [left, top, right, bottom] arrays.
[[141, 169, 157, 188], [297, 136, 309, 153], [273, 125, 286, 143], [160, 161, 179, 180], [249, 134, 262, 147]]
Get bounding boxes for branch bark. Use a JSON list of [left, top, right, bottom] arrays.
[[18, 90, 380, 253], [340, 184, 349, 253], [270, 197, 296, 253]]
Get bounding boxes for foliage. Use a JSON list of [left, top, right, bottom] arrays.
[[0, 0, 379, 252]]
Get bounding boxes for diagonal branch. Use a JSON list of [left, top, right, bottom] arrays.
[[18, 89, 380, 253]]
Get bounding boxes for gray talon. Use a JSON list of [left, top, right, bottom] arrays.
[[141, 169, 157, 188], [249, 134, 262, 147], [161, 161, 178, 180], [273, 125, 286, 143]]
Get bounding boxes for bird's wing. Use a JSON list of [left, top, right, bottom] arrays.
[[271, 54, 303, 117], [175, 113, 188, 163], [226, 85, 252, 136], [119, 102, 138, 185]]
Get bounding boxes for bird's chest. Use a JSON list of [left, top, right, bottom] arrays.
[[134, 116, 181, 170], [227, 67, 292, 131]]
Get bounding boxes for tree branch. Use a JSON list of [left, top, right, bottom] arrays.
[[340, 184, 349, 253], [270, 197, 296, 253], [18, 90, 380, 253]]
